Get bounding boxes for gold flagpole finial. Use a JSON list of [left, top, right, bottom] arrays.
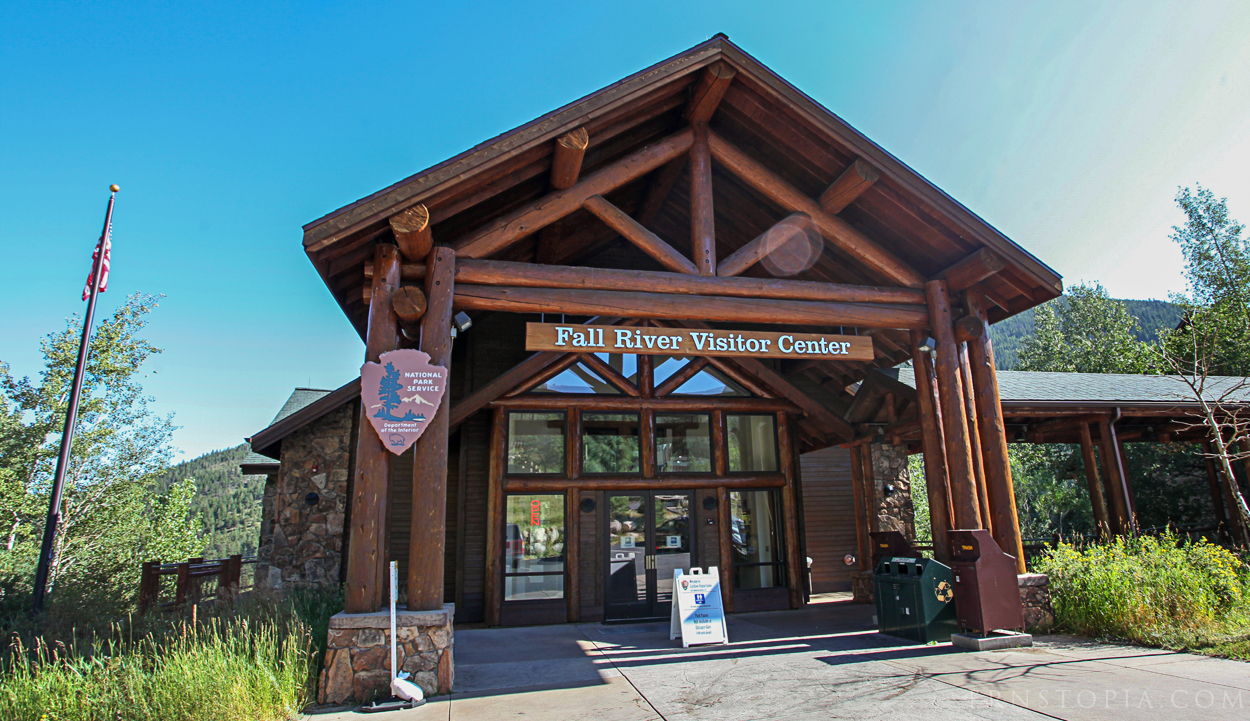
[[109, 184, 120, 193]]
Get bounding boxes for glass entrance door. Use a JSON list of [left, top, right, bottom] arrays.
[[605, 491, 692, 620]]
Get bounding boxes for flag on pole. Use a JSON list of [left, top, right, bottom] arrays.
[[83, 225, 111, 301]]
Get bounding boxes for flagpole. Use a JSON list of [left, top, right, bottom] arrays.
[[31, 184, 119, 614]]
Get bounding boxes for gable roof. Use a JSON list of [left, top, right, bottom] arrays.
[[246, 383, 357, 460], [863, 367, 1250, 411], [301, 35, 1061, 369]]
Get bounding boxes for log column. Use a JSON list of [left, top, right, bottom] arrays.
[[1079, 423, 1112, 539], [1202, 442, 1230, 541], [778, 412, 804, 609], [484, 407, 507, 626], [1097, 418, 1130, 535], [909, 329, 952, 563], [346, 243, 401, 613], [407, 248, 456, 611], [959, 344, 992, 536], [963, 288, 1024, 571], [690, 122, 716, 276], [848, 440, 872, 571], [924, 280, 982, 531]]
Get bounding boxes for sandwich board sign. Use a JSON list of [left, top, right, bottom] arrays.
[[670, 567, 727, 647]]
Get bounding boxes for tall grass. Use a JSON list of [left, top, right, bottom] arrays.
[[1035, 534, 1250, 658], [0, 588, 342, 721]]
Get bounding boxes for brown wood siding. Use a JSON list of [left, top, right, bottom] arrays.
[[456, 413, 490, 623], [386, 447, 414, 597], [799, 446, 857, 592], [695, 488, 720, 570]]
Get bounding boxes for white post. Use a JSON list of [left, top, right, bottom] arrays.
[[389, 560, 399, 682]]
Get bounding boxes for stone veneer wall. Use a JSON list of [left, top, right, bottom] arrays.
[[1018, 573, 1055, 631], [867, 443, 916, 540], [254, 403, 355, 591], [318, 604, 454, 704]]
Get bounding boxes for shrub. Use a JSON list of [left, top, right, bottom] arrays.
[[1035, 534, 1249, 650]]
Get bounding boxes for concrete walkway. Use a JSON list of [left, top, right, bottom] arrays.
[[307, 598, 1248, 720]]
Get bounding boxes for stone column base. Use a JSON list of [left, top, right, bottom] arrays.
[[850, 571, 875, 604], [318, 603, 454, 705], [1018, 574, 1054, 631]]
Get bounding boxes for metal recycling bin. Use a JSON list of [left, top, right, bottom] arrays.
[[874, 556, 958, 643], [949, 529, 1025, 634]]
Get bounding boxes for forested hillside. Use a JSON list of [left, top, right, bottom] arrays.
[[991, 298, 1183, 369], [156, 444, 266, 558]]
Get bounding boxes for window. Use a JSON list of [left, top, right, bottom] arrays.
[[655, 414, 712, 473], [593, 353, 639, 387], [507, 411, 565, 475], [672, 367, 749, 396], [582, 412, 640, 474], [729, 490, 784, 589], [529, 363, 621, 394], [727, 414, 778, 472], [504, 494, 565, 601], [653, 356, 692, 387]]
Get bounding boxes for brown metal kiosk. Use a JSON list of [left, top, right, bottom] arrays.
[[949, 529, 1025, 634]]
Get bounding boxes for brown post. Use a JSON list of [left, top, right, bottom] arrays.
[[848, 441, 871, 571], [346, 244, 401, 613], [407, 247, 456, 611], [959, 344, 992, 536], [484, 407, 507, 626], [1110, 422, 1138, 535], [909, 329, 952, 563], [963, 288, 1024, 571], [690, 121, 715, 276], [717, 485, 734, 613], [924, 280, 982, 530], [566, 487, 581, 623], [139, 561, 159, 612], [1079, 423, 1112, 539], [712, 410, 727, 476], [567, 408, 582, 479], [858, 444, 878, 537], [1202, 441, 1229, 540], [777, 412, 804, 608], [641, 409, 656, 478], [175, 561, 191, 607], [1097, 418, 1130, 535]]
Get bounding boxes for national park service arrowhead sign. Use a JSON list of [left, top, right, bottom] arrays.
[[360, 349, 447, 455]]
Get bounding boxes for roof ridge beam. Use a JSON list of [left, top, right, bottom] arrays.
[[453, 128, 695, 259], [706, 130, 926, 289]]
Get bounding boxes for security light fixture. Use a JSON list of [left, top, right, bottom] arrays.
[[917, 336, 937, 353]]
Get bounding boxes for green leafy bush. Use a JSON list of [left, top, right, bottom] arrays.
[[1036, 534, 1249, 654]]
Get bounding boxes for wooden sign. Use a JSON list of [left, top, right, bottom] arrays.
[[360, 349, 448, 455], [525, 322, 873, 360]]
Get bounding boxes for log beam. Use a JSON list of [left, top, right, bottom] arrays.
[[484, 407, 506, 625], [392, 286, 427, 338], [444, 258, 926, 304], [345, 243, 401, 613], [1097, 417, 1131, 535], [685, 61, 737, 123], [582, 195, 698, 274], [390, 204, 433, 262], [453, 128, 694, 259], [407, 247, 455, 611], [778, 412, 804, 608], [717, 213, 812, 277], [690, 122, 716, 275], [911, 330, 952, 562], [550, 127, 589, 190], [849, 442, 871, 571], [453, 285, 929, 329], [960, 344, 992, 537], [819, 159, 879, 214], [933, 248, 1005, 293], [925, 279, 982, 530], [707, 131, 925, 288]]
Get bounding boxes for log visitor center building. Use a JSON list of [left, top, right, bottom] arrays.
[[244, 36, 1094, 703]]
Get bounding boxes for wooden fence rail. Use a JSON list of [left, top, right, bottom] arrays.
[[138, 555, 257, 613]]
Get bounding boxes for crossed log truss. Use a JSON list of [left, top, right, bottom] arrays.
[[342, 61, 1027, 614]]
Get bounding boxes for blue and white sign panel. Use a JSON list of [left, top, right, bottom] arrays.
[[669, 567, 728, 647]]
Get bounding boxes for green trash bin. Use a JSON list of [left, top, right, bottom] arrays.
[[874, 556, 958, 643]]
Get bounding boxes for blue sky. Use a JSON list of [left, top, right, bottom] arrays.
[[2, 1, 1248, 459]]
